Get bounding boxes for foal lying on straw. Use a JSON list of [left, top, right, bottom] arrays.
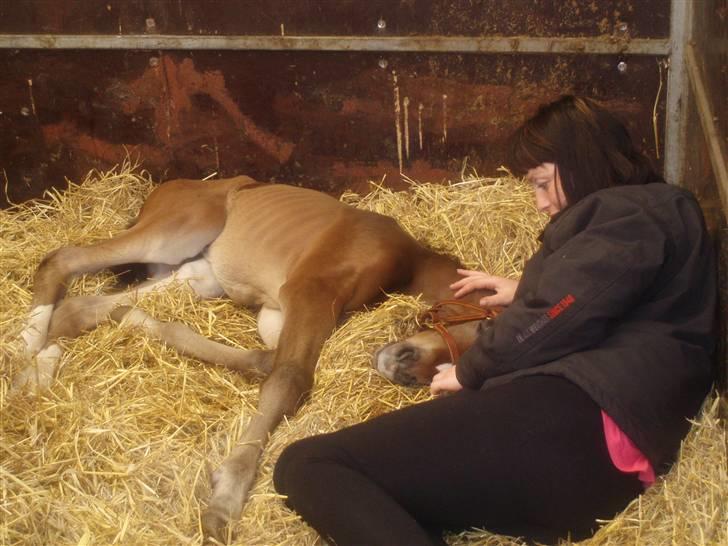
[[14, 175, 492, 542]]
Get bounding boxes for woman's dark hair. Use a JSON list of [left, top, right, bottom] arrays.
[[508, 95, 664, 207]]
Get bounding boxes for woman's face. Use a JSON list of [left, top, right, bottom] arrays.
[[526, 162, 567, 217]]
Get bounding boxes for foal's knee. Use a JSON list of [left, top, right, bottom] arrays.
[[261, 363, 315, 415]]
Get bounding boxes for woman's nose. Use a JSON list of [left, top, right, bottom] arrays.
[[535, 193, 550, 213]]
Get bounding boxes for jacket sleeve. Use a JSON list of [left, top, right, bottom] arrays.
[[455, 199, 670, 390]]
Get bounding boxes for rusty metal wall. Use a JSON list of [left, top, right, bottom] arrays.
[[0, 0, 671, 205], [0, 1, 671, 37]]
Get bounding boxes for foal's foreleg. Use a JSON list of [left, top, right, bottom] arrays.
[[111, 306, 274, 378], [201, 280, 344, 542]]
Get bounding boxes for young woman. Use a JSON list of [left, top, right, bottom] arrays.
[[273, 96, 717, 545]]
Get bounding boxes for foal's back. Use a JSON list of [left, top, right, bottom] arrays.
[[209, 181, 427, 311]]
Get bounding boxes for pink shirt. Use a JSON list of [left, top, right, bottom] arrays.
[[601, 411, 655, 488]]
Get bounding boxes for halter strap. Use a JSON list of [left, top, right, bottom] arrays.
[[419, 300, 501, 365]]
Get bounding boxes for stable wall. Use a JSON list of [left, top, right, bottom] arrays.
[[1, 0, 671, 201]]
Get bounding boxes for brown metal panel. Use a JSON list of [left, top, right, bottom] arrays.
[[0, 48, 665, 205], [684, 0, 727, 393], [692, 0, 727, 131], [0, 0, 670, 38], [690, 0, 727, 187], [684, 90, 724, 232]]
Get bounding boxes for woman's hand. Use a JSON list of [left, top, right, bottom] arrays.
[[430, 365, 463, 396], [450, 269, 519, 308]]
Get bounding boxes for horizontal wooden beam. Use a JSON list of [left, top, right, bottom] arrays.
[[0, 34, 670, 55]]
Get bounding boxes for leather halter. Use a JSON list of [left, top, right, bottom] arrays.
[[419, 300, 501, 365]]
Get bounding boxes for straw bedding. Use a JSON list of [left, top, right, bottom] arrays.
[[0, 162, 725, 546]]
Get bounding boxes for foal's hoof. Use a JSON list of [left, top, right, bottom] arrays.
[[10, 344, 64, 395], [201, 509, 229, 544]]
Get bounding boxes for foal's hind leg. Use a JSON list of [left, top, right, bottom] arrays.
[[22, 228, 222, 356], [20, 180, 234, 357], [12, 256, 227, 394]]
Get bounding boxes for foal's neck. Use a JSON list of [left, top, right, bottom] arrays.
[[408, 250, 487, 306]]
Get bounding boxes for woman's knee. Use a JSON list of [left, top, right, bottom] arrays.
[[273, 434, 337, 497]]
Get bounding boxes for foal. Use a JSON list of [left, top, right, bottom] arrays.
[[14, 176, 486, 541]]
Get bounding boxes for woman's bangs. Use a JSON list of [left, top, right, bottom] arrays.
[[508, 125, 554, 175]]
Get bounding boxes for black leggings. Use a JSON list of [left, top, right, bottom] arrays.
[[273, 376, 643, 545]]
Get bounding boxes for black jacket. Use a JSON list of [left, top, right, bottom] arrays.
[[456, 183, 716, 474]]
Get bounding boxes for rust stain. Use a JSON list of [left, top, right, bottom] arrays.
[[42, 120, 168, 165], [392, 71, 403, 174], [122, 55, 295, 163], [403, 96, 411, 160]]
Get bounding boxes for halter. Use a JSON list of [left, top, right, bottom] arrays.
[[419, 300, 501, 365]]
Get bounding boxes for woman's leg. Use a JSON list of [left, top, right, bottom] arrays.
[[274, 376, 642, 545]]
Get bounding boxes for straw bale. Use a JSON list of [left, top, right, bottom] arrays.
[[0, 163, 725, 546]]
